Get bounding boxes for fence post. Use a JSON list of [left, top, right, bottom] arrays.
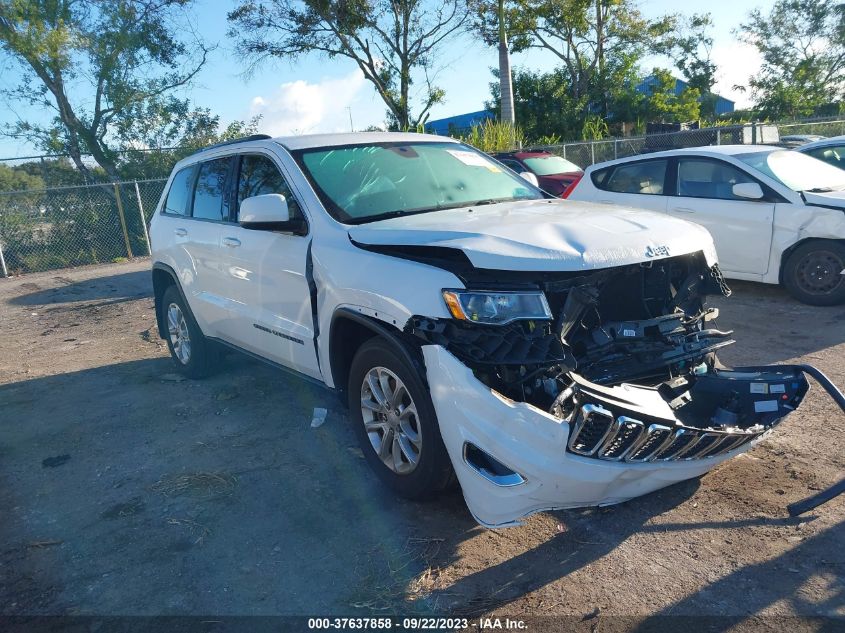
[[0, 238, 8, 278], [562, 144, 567, 159], [113, 182, 134, 258], [134, 181, 152, 255], [590, 142, 595, 165]]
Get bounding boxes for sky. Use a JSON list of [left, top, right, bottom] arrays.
[[0, 0, 767, 158]]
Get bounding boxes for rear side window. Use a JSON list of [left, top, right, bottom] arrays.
[[602, 160, 668, 195], [237, 154, 302, 220], [162, 166, 194, 216]]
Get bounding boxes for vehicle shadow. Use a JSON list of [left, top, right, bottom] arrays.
[[7, 270, 152, 307], [711, 280, 845, 364], [632, 517, 845, 630], [417, 481, 814, 617]]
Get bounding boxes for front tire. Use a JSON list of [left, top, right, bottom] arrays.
[[161, 285, 218, 378], [348, 337, 453, 499], [783, 241, 845, 306]]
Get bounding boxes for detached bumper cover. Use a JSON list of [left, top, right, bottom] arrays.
[[422, 345, 808, 528]]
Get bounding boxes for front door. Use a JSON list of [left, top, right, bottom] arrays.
[[217, 153, 320, 379], [669, 158, 774, 275]]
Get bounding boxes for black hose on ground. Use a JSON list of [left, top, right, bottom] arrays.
[[783, 364, 845, 516]]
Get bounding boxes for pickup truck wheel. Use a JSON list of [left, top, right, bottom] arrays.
[[161, 285, 218, 378], [783, 241, 845, 306], [348, 337, 453, 499]]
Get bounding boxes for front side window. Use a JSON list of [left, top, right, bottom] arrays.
[[163, 166, 194, 216], [602, 160, 667, 195], [192, 158, 231, 221], [677, 159, 756, 200], [294, 141, 544, 224], [237, 155, 302, 220]]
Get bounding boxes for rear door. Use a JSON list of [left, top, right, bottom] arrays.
[[590, 158, 670, 213], [217, 153, 320, 379], [668, 157, 774, 275]]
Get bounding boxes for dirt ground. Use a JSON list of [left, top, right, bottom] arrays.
[[1, 259, 843, 625]]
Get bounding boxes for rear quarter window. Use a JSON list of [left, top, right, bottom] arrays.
[[162, 166, 195, 216]]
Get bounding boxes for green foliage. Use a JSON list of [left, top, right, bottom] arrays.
[[738, 0, 845, 119], [475, 0, 681, 121], [581, 115, 609, 141], [228, 0, 469, 130], [0, 163, 44, 192], [637, 69, 701, 124], [457, 119, 524, 153], [487, 67, 586, 141], [0, 0, 209, 181]]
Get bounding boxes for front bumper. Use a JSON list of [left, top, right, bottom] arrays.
[[422, 345, 808, 528]]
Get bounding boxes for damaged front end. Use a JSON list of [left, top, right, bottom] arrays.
[[407, 251, 812, 527]]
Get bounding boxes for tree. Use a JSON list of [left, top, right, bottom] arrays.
[[0, 0, 209, 183], [497, 0, 515, 124], [487, 67, 585, 140], [477, 0, 676, 118], [639, 68, 701, 124], [738, 0, 845, 119], [228, 0, 470, 131], [0, 162, 44, 192]]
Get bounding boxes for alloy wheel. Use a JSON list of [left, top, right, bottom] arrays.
[[360, 366, 422, 475], [167, 303, 191, 364]]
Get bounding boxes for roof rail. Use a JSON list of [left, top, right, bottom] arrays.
[[193, 134, 273, 155]]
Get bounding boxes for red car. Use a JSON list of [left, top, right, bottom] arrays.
[[492, 150, 584, 197]]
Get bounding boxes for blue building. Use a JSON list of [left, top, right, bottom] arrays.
[[424, 110, 494, 135], [635, 75, 735, 115]]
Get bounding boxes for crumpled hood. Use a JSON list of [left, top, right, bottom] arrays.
[[348, 199, 717, 271]]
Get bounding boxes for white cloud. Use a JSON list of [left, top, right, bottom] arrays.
[[248, 70, 368, 136], [711, 41, 763, 109]]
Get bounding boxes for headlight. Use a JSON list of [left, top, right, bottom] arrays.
[[442, 289, 552, 325]]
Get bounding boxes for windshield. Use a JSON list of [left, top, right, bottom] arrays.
[[522, 155, 581, 176], [735, 150, 845, 192], [295, 141, 544, 224]]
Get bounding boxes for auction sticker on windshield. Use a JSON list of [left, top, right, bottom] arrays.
[[447, 149, 501, 171]]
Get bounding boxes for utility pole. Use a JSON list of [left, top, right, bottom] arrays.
[[498, 0, 515, 126], [346, 107, 354, 133]]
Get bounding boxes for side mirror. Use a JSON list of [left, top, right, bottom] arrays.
[[239, 193, 305, 233], [732, 182, 765, 200], [519, 171, 540, 188]]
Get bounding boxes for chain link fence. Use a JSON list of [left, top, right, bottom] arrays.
[[531, 121, 792, 168], [0, 179, 165, 276]]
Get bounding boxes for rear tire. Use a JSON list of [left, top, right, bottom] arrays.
[[783, 241, 845, 306], [348, 337, 453, 500], [161, 285, 218, 378]]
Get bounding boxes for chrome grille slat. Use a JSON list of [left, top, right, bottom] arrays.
[[680, 432, 724, 460], [566, 403, 767, 463], [597, 416, 644, 460], [654, 429, 702, 461], [567, 404, 616, 456]]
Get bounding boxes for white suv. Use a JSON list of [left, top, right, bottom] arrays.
[[150, 132, 811, 528]]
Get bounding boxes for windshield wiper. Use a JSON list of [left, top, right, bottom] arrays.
[[805, 187, 835, 193]]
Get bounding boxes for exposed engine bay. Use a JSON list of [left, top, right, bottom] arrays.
[[407, 251, 810, 462]]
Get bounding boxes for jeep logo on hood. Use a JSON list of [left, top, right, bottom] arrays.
[[646, 245, 670, 258]]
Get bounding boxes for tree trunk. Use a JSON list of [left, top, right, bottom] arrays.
[[498, 0, 515, 125]]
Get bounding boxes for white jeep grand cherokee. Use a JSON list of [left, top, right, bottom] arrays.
[[150, 132, 813, 528]]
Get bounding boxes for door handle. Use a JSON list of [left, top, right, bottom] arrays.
[[223, 237, 241, 248], [174, 228, 188, 237], [670, 207, 696, 214]]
